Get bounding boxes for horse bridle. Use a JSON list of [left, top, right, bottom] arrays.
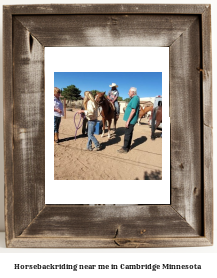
[[95, 95, 105, 106], [95, 95, 106, 119]]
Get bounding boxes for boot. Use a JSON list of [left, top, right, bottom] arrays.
[[54, 132, 59, 143]]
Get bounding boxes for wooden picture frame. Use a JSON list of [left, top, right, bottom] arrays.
[[3, 4, 213, 248]]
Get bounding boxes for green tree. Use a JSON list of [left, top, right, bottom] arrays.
[[118, 96, 123, 101], [90, 90, 98, 98], [61, 85, 82, 101], [90, 90, 107, 98], [124, 98, 131, 103]]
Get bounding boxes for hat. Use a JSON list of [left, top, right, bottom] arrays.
[[109, 83, 118, 88]]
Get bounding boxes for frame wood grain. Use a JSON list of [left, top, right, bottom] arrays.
[[3, 4, 213, 248]]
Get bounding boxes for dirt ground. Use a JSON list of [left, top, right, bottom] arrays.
[[54, 109, 162, 180]]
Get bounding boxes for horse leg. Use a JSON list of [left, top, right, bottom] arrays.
[[107, 119, 112, 138], [155, 120, 161, 138], [151, 108, 156, 140], [101, 118, 105, 137], [155, 121, 160, 130], [138, 117, 141, 125]]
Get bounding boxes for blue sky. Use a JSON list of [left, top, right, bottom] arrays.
[[54, 72, 162, 100]]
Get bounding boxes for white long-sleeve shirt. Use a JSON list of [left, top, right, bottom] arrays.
[[84, 100, 98, 120], [54, 96, 64, 117]]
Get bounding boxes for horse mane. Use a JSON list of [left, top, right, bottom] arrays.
[[102, 96, 115, 112]]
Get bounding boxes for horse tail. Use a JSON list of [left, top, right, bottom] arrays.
[[151, 107, 157, 138]]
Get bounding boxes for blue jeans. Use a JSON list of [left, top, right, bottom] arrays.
[[54, 116, 61, 133], [87, 120, 100, 150], [114, 101, 119, 115]]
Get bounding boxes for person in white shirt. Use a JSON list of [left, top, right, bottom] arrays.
[[77, 91, 101, 151], [54, 87, 64, 143], [107, 82, 120, 118]]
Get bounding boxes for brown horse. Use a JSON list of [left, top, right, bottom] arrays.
[[138, 105, 153, 125], [95, 92, 117, 138], [151, 106, 162, 140]]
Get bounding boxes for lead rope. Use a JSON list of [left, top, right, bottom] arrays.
[[74, 112, 85, 140]]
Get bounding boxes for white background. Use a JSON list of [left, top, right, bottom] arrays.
[[0, 0, 216, 277], [45, 47, 170, 204]]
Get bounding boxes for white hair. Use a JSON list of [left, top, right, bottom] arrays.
[[130, 87, 137, 95]]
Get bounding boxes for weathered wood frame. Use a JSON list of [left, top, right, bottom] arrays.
[[3, 4, 213, 248]]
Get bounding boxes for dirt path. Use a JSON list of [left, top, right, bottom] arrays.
[[54, 109, 162, 180]]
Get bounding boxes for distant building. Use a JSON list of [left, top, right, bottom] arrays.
[[140, 97, 155, 104], [139, 97, 155, 108], [120, 97, 156, 113], [140, 101, 154, 107], [119, 101, 127, 114]]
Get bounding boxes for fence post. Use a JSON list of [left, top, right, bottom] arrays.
[[64, 98, 66, 119]]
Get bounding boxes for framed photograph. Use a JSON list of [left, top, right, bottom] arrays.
[[46, 47, 170, 204], [4, 4, 212, 247]]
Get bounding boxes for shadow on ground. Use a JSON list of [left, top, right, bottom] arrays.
[[152, 131, 162, 139], [58, 133, 87, 143], [113, 127, 126, 137], [100, 127, 125, 149], [131, 136, 147, 150], [135, 170, 162, 180]]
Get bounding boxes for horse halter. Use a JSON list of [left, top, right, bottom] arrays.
[[95, 94, 105, 106]]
